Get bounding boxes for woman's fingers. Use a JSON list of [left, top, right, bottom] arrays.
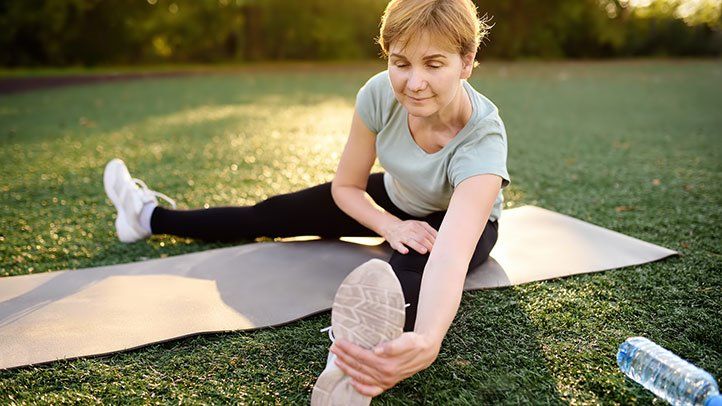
[[421, 236, 434, 252], [350, 380, 385, 397], [388, 220, 439, 255], [420, 221, 438, 239], [412, 221, 436, 244], [392, 241, 409, 254], [410, 235, 434, 253], [413, 222, 436, 251], [334, 357, 379, 387], [404, 237, 429, 255], [393, 237, 420, 255]]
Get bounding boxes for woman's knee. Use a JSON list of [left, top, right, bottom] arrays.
[[388, 250, 430, 331], [388, 250, 430, 276]]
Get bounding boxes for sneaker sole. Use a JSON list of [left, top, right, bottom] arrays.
[[311, 363, 367, 406], [311, 259, 405, 406]]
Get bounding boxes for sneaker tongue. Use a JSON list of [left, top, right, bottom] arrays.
[[139, 191, 158, 205]]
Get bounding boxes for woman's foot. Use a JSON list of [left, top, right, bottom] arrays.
[[103, 158, 176, 243], [312, 259, 406, 406]]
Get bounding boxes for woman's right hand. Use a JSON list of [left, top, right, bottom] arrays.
[[380, 220, 437, 255]]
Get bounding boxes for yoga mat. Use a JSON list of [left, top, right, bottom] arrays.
[[0, 206, 676, 370]]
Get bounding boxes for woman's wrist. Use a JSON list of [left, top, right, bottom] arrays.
[[331, 185, 400, 238], [417, 331, 443, 366], [377, 217, 402, 239], [427, 333, 444, 354]]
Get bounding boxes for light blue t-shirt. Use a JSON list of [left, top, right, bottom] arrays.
[[356, 70, 510, 222]]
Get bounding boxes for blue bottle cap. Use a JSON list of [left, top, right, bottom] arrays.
[[705, 395, 722, 406]]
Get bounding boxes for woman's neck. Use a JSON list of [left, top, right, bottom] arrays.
[[410, 81, 472, 135]]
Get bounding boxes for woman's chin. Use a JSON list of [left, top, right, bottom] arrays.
[[404, 104, 437, 118]]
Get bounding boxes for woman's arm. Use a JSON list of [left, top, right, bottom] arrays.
[[333, 109, 437, 253], [330, 174, 503, 397], [414, 173, 502, 348], [331, 109, 401, 236]]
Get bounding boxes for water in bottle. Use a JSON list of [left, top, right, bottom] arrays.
[[617, 336, 722, 406]]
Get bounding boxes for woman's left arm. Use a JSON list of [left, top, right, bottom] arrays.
[[331, 173, 502, 396], [414, 173, 501, 347]]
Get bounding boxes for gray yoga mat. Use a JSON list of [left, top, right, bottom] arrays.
[[0, 206, 676, 370]]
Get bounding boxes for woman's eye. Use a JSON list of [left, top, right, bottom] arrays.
[[393, 63, 440, 69]]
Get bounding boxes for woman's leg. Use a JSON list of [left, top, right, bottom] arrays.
[[149, 172, 410, 242], [388, 214, 499, 332]]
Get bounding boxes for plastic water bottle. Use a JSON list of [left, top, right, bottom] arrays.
[[617, 337, 722, 406]]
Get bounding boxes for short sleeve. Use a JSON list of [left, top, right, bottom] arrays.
[[448, 124, 510, 189], [355, 71, 391, 134]]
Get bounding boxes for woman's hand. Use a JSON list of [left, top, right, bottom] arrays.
[[330, 332, 440, 397], [380, 220, 437, 255]]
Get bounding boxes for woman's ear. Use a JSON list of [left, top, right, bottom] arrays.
[[461, 51, 477, 79]]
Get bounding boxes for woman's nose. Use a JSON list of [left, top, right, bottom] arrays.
[[407, 70, 427, 92]]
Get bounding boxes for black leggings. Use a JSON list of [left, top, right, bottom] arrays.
[[151, 172, 498, 331]]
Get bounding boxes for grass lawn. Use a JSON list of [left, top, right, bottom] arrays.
[[0, 60, 720, 404]]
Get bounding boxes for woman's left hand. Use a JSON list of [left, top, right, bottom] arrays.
[[330, 332, 440, 397]]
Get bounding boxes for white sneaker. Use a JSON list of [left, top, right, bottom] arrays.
[[311, 259, 406, 406], [103, 158, 176, 243]]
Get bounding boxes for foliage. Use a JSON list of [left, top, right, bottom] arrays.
[[0, 0, 720, 65]]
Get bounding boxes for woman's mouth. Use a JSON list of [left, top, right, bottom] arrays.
[[407, 95, 431, 102]]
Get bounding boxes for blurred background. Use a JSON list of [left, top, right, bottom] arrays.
[[1, 0, 720, 67]]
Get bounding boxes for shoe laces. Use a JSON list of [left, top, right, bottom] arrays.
[[320, 303, 410, 343], [320, 326, 336, 343], [132, 178, 177, 209]]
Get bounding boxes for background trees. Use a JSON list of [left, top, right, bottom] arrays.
[[1, 0, 719, 66]]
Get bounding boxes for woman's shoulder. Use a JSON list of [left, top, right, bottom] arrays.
[[356, 70, 398, 134], [464, 81, 500, 121], [464, 81, 506, 137], [359, 70, 394, 100], [363, 70, 390, 86]]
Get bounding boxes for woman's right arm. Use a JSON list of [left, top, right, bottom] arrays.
[[331, 109, 399, 237], [332, 109, 436, 254]]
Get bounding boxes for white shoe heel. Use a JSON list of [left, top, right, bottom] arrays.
[[103, 158, 176, 243]]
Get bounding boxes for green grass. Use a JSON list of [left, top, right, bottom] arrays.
[[1, 60, 720, 404], [0, 60, 385, 78]]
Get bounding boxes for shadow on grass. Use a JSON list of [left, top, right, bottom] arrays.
[[378, 288, 567, 404]]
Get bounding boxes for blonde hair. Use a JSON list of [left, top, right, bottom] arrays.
[[377, 0, 491, 58]]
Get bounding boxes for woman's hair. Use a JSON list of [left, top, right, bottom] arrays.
[[377, 0, 491, 57]]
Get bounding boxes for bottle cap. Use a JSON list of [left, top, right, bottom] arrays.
[[705, 395, 722, 406]]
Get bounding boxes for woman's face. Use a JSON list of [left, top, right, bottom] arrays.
[[387, 32, 474, 119]]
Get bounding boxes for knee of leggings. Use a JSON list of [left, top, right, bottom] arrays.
[[388, 251, 433, 331], [388, 252, 429, 276], [391, 268, 422, 332]]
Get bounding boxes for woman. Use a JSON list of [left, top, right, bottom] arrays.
[[104, 0, 509, 403]]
